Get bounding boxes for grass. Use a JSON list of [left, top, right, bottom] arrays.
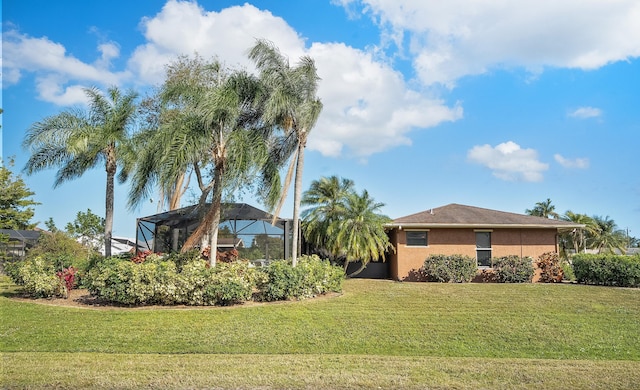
[[2, 277, 639, 388]]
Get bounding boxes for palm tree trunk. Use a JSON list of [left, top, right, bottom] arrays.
[[181, 160, 225, 268], [104, 160, 116, 258], [291, 140, 305, 267], [168, 171, 185, 210], [270, 148, 297, 224], [347, 261, 367, 278], [207, 162, 225, 267]]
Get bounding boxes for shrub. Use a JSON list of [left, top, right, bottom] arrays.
[[492, 255, 534, 283], [561, 261, 576, 281], [572, 254, 640, 287], [257, 255, 343, 301], [6, 257, 65, 298], [56, 267, 78, 294], [421, 254, 477, 283], [535, 252, 564, 283], [86, 257, 158, 305], [86, 257, 258, 306]]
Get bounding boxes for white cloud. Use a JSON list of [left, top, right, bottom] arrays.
[[568, 106, 602, 119], [309, 42, 462, 157], [3, 29, 129, 105], [554, 154, 590, 169], [128, 1, 306, 85], [467, 141, 549, 182], [6, 0, 462, 158], [339, 0, 640, 87]]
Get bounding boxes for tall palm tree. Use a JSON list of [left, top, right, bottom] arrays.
[[333, 190, 393, 276], [23, 86, 138, 257], [181, 69, 269, 265], [136, 55, 267, 266], [301, 176, 354, 257], [589, 215, 627, 254], [248, 39, 323, 267], [128, 56, 217, 214], [526, 198, 559, 219]]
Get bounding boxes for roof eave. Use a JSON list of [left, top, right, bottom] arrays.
[[385, 223, 585, 230]]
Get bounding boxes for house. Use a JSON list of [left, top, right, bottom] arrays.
[[385, 204, 583, 281]]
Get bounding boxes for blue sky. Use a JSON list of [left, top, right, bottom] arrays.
[[2, 0, 640, 240]]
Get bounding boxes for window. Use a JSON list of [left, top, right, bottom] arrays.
[[406, 230, 428, 246], [475, 231, 492, 267]]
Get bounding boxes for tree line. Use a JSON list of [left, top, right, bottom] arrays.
[[525, 198, 638, 254]]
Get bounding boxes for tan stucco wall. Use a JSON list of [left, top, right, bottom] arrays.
[[389, 228, 558, 281]]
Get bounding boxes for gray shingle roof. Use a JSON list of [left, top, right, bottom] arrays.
[[389, 204, 582, 229]]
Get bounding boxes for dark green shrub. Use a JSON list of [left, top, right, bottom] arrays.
[[535, 252, 564, 283], [257, 255, 343, 301], [421, 254, 477, 283], [561, 262, 575, 281], [492, 255, 534, 283], [572, 254, 640, 287]]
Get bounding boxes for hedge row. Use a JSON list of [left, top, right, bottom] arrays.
[[8, 253, 344, 305], [421, 254, 539, 283], [572, 254, 640, 287]]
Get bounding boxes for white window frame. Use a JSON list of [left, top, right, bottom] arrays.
[[475, 230, 492, 268]]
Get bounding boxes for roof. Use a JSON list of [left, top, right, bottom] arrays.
[[388, 204, 583, 229], [138, 203, 287, 227], [0, 229, 42, 242]]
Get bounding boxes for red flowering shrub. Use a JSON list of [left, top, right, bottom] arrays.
[[56, 266, 77, 297], [201, 247, 239, 263], [536, 252, 564, 283], [131, 250, 162, 264], [218, 248, 239, 263]]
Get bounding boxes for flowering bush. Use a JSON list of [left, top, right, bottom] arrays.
[[131, 250, 163, 264], [56, 267, 77, 297]]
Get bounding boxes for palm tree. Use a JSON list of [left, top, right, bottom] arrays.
[[128, 56, 269, 265], [248, 39, 323, 267], [301, 176, 354, 258], [128, 56, 217, 214], [589, 215, 627, 254], [561, 211, 598, 254], [23, 86, 138, 257], [333, 190, 393, 276], [181, 68, 269, 265], [526, 198, 559, 219]]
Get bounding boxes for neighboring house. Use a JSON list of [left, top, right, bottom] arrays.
[[386, 204, 583, 281], [103, 236, 137, 256]]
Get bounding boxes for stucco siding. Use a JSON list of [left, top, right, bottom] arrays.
[[390, 227, 559, 281]]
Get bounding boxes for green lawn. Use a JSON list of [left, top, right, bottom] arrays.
[[2, 277, 639, 389]]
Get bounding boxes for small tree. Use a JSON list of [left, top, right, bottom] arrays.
[[0, 158, 40, 230], [65, 209, 105, 255]]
